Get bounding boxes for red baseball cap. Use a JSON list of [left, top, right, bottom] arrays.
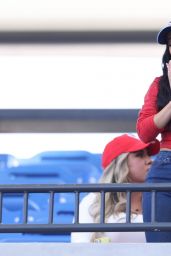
[[102, 134, 160, 169]]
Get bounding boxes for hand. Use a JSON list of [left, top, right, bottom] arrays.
[[166, 60, 171, 89]]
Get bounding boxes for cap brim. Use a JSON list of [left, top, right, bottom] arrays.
[[157, 27, 171, 44], [128, 139, 160, 156]]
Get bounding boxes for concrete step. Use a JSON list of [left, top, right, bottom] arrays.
[[0, 242, 170, 256]]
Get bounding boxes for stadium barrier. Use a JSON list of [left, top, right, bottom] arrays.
[[0, 183, 170, 234]]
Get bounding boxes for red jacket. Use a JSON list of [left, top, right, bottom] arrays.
[[136, 76, 171, 149]]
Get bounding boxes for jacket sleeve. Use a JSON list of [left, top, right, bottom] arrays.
[[136, 77, 164, 142]]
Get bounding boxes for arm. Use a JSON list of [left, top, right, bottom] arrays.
[[136, 77, 164, 142], [154, 60, 171, 127], [154, 101, 171, 129], [71, 193, 94, 243]]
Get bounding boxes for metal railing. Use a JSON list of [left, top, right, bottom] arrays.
[[0, 183, 171, 234]]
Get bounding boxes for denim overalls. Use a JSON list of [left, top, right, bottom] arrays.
[[143, 151, 171, 242]]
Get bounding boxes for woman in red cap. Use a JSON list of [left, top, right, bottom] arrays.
[[71, 134, 159, 243], [136, 21, 171, 242]]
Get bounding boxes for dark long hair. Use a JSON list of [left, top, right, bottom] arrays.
[[157, 46, 171, 111]]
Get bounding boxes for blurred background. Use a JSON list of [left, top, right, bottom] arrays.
[[0, 0, 169, 158], [0, 0, 170, 243]]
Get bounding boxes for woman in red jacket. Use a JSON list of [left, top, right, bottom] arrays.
[[136, 21, 171, 242]]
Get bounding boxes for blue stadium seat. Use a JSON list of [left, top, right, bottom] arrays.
[[16, 151, 102, 183], [1, 152, 102, 184], [0, 231, 70, 242], [0, 150, 102, 242], [2, 207, 22, 224], [0, 154, 19, 170], [54, 193, 75, 224]]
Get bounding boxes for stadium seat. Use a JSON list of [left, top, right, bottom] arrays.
[[0, 154, 19, 170], [0, 150, 102, 242]]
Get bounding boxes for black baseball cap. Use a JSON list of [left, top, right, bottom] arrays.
[[157, 21, 171, 44]]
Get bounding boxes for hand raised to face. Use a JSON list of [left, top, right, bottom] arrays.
[[166, 60, 171, 88]]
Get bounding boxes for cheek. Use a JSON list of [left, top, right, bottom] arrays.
[[129, 160, 142, 172], [129, 161, 146, 182]]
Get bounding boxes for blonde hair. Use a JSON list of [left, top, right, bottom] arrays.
[[89, 152, 130, 242]]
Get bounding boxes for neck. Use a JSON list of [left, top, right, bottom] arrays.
[[131, 192, 142, 214]]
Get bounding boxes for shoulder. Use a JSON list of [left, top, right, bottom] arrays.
[[144, 77, 160, 99], [80, 193, 95, 204], [78, 193, 95, 223], [79, 193, 95, 209], [148, 77, 160, 92]]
